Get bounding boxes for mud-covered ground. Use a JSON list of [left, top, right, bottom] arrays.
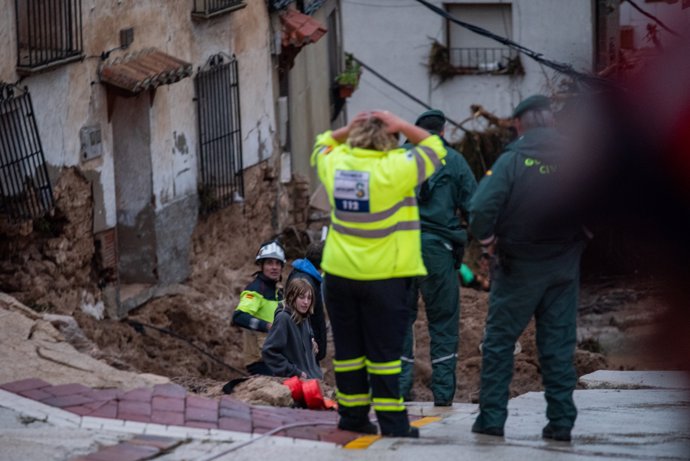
[[71, 199, 672, 403], [1, 168, 679, 404]]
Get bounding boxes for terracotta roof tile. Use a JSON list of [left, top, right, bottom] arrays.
[[280, 9, 327, 48], [100, 48, 193, 94]]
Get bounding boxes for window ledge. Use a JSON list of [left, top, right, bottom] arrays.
[[191, 1, 247, 20], [16, 54, 83, 76], [449, 67, 520, 76]]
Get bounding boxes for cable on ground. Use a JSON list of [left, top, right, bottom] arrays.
[[126, 319, 249, 377], [201, 421, 339, 460]]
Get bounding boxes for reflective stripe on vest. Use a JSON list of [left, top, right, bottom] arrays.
[[334, 196, 417, 224], [336, 391, 371, 407], [372, 397, 405, 412], [333, 356, 366, 373], [331, 220, 420, 239], [366, 359, 402, 375], [413, 148, 427, 184], [413, 145, 441, 185], [418, 145, 442, 168], [431, 353, 458, 364]]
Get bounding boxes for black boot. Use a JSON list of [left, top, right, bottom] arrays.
[[542, 423, 572, 442], [338, 418, 378, 435], [471, 420, 504, 437], [382, 426, 419, 438]]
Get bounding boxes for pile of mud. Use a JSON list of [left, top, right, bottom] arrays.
[[0, 164, 638, 405]]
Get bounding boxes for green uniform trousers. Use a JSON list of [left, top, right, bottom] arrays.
[[474, 245, 583, 431], [400, 235, 460, 404]]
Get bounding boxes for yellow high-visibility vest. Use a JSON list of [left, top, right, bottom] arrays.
[[311, 131, 447, 280]]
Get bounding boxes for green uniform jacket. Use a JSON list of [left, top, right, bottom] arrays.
[[407, 139, 477, 245], [469, 127, 584, 260]]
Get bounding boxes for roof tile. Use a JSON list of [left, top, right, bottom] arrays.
[[100, 48, 193, 94], [280, 9, 327, 48]]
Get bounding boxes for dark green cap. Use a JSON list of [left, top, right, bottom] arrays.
[[512, 95, 551, 118], [415, 109, 446, 133]]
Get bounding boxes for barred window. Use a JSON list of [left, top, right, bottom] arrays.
[[191, 0, 246, 19], [195, 53, 244, 214], [15, 0, 83, 73], [0, 84, 54, 221], [446, 3, 521, 75]]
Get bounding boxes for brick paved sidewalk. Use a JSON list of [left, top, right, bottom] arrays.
[[0, 378, 415, 448]]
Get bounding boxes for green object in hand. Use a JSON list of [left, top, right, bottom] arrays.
[[458, 263, 475, 286]]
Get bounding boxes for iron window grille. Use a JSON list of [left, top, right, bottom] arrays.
[[269, 0, 327, 14], [449, 47, 520, 74], [195, 53, 244, 214], [15, 0, 83, 73], [0, 83, 55, 221], [191, 0, 246, 19]]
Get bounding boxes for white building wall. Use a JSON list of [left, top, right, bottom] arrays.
[[289, 2, 339, 188], [341, 0, 594, 137]]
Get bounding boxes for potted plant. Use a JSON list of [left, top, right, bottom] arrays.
[[335, 53, 362, 98]]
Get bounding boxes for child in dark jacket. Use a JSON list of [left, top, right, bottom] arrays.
[[286, 241, 327, 363], [262, 278, 323, 379]]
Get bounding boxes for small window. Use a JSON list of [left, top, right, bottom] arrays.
[[446, 3, 521, 75], [195, 54, 244, 214], [302, 0, 328, 15], [192, 0, 246, 19], [0, 84, 54, 221], [15, 0, 83, 74]]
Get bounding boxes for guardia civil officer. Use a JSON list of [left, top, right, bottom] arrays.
[[469, 95, 588, 441], [399, 109, 477, 406], [312, 110, 447, 438]]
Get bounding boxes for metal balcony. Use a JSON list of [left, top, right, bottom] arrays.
[[192, 0, 247, 19], [448, 47, 521, 75]]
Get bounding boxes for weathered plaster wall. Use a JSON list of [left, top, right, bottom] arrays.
[[0, 0, 281, 289], [342, 0, 594, 135], [0, 1, 16, 83], [288, 1, 339, 189], [0, 0, 278, 229]]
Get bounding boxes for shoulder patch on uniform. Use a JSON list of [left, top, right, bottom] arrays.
[[244, 293, 254, 299], [320, 146, 333, 155]]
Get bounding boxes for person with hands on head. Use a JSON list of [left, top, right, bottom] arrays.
[[231, 239, 285, 376], [262, 278, 323, 380], [311, 110, 447, 438]]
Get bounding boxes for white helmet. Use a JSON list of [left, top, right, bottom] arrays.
[[255, 240, 286, 264]]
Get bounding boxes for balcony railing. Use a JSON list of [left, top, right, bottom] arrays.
[[448, 47, 522, 75], [15, 0, 83, 73], [192, 0, 246, 19]]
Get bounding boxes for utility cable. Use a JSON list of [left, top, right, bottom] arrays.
[[411, 0, 613, 88], [622, 0, 680, 38], [126, 319, 249, 377], [201, 421, 338, 459], [354, 57, 468, 132]]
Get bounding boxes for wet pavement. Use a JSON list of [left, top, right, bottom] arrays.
[[0, 371, 688, 460]]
